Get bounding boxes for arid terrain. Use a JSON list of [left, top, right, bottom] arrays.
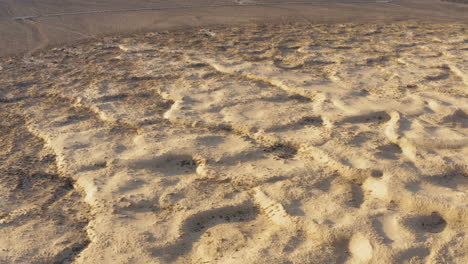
[[1, 0, 468, 57], [0, 20, 467, 263]]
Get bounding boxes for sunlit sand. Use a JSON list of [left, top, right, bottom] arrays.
[[0, 1, 467, 264]]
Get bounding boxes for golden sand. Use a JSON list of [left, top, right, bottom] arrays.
[[0, 21, 467, 263]]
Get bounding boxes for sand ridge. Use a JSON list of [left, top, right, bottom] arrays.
[[0, 21, 467, 263]]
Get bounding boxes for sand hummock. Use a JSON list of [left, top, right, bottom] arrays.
[[0, 21, 467, 263]]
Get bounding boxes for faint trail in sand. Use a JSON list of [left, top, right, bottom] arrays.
[[16, 19, 49, 54]]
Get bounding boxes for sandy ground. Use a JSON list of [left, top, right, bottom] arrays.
[[0, 19, 467, 263], [1, 0, 468, 57]]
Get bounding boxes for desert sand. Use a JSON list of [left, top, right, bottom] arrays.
[[1, 0, 468, 57], [1, 4, 468, 264]]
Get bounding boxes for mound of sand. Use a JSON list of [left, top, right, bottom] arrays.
[[0, 21, 467, 263]]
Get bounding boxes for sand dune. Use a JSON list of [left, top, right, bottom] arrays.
[[0, 21, 467, 263]]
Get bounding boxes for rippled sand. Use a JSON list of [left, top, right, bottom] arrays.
[[0, 21, 467, 263]]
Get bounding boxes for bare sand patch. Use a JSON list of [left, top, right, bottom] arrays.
[[1, 0, 468, 57]]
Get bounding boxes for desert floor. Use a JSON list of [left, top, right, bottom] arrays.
[[0, 14, 467, 264], [1, 0, 468, 57]]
